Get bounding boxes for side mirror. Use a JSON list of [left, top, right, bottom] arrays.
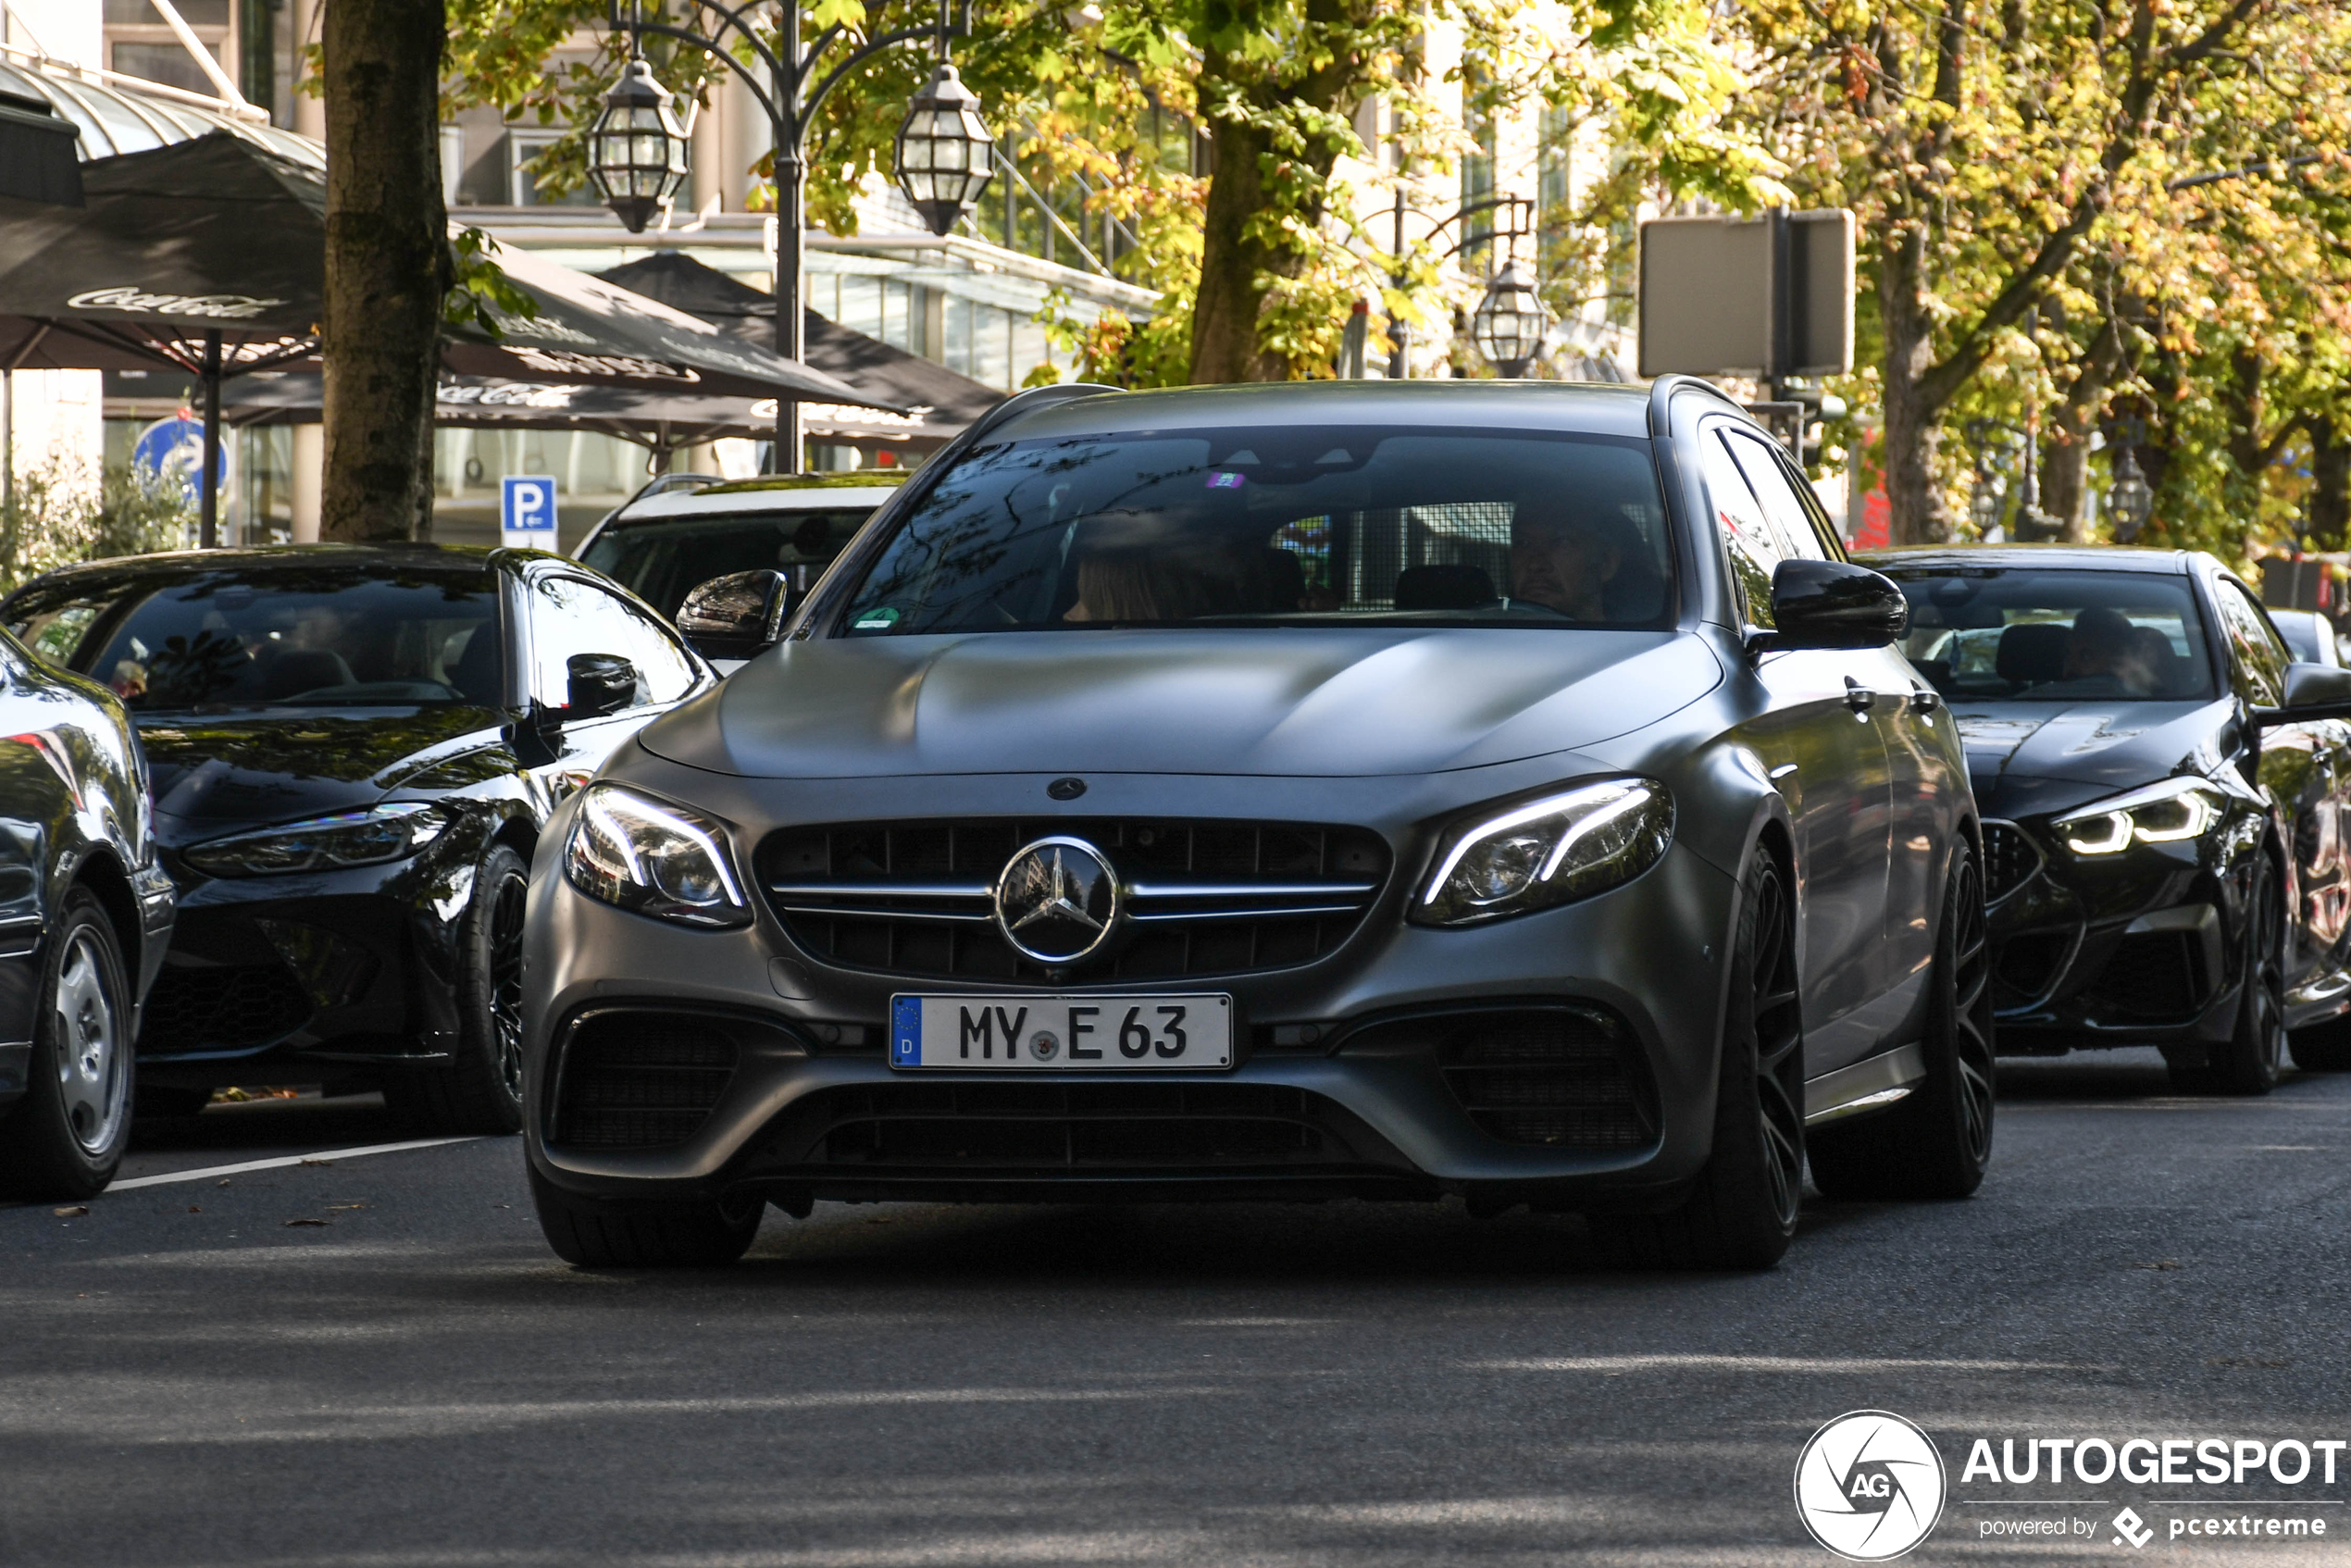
[[678, 569, 790, 662], [2256, 662, 2351, 726], [1763, 558, 1909, 652], [566, 653, 641, 719]]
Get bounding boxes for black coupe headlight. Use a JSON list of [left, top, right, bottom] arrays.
[[182, 802, 453, 877], [2049, 776, 2226, 856], [1412, 778, 1673, 927], [563, 783, 750, 928]]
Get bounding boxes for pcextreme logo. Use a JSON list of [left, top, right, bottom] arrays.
[[1795, 1410, 1949, 1561]]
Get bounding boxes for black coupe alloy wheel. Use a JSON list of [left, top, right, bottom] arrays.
[[488, 868, 529, 1103], [389, 844, 534, 1136], [1810, 845, 1996, 1199], [2174, 858, 2284, 1096]]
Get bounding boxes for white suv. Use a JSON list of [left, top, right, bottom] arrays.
[[576, 473, 909, 635]]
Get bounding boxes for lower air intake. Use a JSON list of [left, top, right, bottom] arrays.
[[1434, 1007, 1658, 1151], [552, 1014, 742, 1150]]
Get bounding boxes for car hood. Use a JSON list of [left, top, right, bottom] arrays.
[[137, 705, 504, 837], [1952, 698, 2233, 817], [641, 628, 1723, 779]]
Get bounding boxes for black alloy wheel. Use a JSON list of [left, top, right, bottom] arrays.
[[387, 843, 532, 1135], [1593, 851, 1803, 1269], [1810, 843, 1996, 1199], [2173, 855, 2284, 1096]]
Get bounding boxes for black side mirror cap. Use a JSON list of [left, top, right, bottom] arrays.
[[1759, 558, 1910, 652], [566, 652, 641, 719], [2255, 661, 2351, 725], [678, 569, 790, 662]]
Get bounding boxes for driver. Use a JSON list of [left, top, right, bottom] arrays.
[[1508, 498, 1661, 621], [2063, 606, 2138, 685]]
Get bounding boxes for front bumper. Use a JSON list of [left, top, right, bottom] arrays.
[[522, 767, 1744, 1211], [132, 821, 496, 1090], [1983, 817, 2250, 1056]]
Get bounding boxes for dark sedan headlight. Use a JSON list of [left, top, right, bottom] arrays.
[[2050, 776, 2226, 856], [563, 783, 751, 928], [183, 802, 453, 877], [1412, 778, 1673, 927]]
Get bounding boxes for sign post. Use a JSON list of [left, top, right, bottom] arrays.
[[500, 475, 559, 552]]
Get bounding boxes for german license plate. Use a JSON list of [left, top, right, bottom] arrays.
[[889, 994, 1234, 1070]]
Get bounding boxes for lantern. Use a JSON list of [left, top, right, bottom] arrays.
[[894, 64, 996, 238], [590, 57, 690, 234]]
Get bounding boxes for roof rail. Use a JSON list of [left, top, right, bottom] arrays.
[[1645, 373, 1744, 442]]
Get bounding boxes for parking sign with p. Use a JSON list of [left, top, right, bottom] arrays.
[[501, 475, 558, 550]]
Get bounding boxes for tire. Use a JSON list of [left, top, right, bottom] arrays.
[[529, 1164, 761, 1268], [2289, 1013, 2351, 1072], [2171, 856, 2284, 1096], [0, 890, 135, 1200], [385, 844, 529, 1136], [1809, 842, 1996, 1200], [1592, 852, 1804, 1270]]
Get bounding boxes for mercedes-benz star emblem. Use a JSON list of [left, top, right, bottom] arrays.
[[994, 836, 1121, 964]]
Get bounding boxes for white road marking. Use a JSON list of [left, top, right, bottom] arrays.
[[105, 1138, 483, 1191]]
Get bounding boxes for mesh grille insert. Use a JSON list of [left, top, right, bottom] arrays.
[[139, 963, 314, 1054], [781, 1081, 1359, 1169], [553, 1014, 742, 1149], [1436, 1008, 1658, 1150]]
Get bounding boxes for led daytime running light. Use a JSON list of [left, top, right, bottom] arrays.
[[2051, 777, 2224, 857]]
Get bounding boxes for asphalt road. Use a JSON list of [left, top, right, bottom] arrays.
[[2, 1050, 2347, 1567]]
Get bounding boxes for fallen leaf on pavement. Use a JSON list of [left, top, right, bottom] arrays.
[[297, 1159, 335, 1167], [283, 1217, 330, 1227], [52, 1206, 87, 1217], [2133, 1260, 2183, 1271], [186, 1206, 201, 1214], [326, 1202, 367, 1211], [215, 1179, 230, 1188]]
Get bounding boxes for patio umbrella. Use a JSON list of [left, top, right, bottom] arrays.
[[594, 252, 1003, 446], [0, 132, 891, 540], [219, 371, 774, 459]]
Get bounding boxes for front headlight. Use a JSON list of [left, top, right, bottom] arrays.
[[1412, 778, 1673, 927], [2050, 776, 2227, 856], [563, 783, 750, 928], [183, 802, 452, 877]]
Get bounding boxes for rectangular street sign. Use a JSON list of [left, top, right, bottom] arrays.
[[500, 474, 558, 550], [1637, 208, 1853, 381]]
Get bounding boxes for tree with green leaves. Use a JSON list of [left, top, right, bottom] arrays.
[[1731, 0, 2322, 548]]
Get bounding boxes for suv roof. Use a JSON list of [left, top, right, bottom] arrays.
[[616, 472, 908, 524]]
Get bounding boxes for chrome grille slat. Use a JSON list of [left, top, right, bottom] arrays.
[[759, 816, 1392, 982]]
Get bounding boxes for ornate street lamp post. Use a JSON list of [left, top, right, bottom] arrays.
[[2108, 438, 2154, 542], [598, 0, 994, 471], [1385, 193, 1549, 379]]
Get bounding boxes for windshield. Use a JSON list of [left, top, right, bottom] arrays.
[[1882, 566, 2216, 703], [6, 568, 502, 711], [836, 428, 1673, 634], [580, 507, 874, 620]]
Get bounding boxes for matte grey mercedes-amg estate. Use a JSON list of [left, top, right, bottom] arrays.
[[521, 376, 1996, 1270]]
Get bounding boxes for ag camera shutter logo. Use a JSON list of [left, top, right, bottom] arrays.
[[1794, 1410, 1947, 1561]]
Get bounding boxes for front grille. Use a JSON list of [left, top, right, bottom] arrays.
[[2082, 930, 2206, 1022], [763, 818, 1391, 982], [552, 1014, 742, 1149], [1994, 928, 2072, 1005], [781, 1081, 1365, 1169], [1436, 1007, 1658, 1150], [1982, 821, 2042, 903], [139, 962, 313, 1054]]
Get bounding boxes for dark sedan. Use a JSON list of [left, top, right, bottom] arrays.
[[1864, 547, 2351, 1091], [3, 545, 715, 1134], [0, 628, 176, 1197], [522, 377, 1994, 1271]]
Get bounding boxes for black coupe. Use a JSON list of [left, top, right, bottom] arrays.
[[3, 545, 715, 1133], [1866, 547, 2351, 1092]]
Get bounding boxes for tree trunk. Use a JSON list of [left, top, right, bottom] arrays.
[[1187, 112, 1288, 384], [321, 0, 446, 542], [2043, 318, 2122, 542], [2310, 416, 2351, 554], [1877, 223, 1952, 544]]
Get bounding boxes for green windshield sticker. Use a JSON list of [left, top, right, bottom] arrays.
[[852, 607, 901, 630]]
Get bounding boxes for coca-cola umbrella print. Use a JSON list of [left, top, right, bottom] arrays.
[[0, 132, 891, 541]]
